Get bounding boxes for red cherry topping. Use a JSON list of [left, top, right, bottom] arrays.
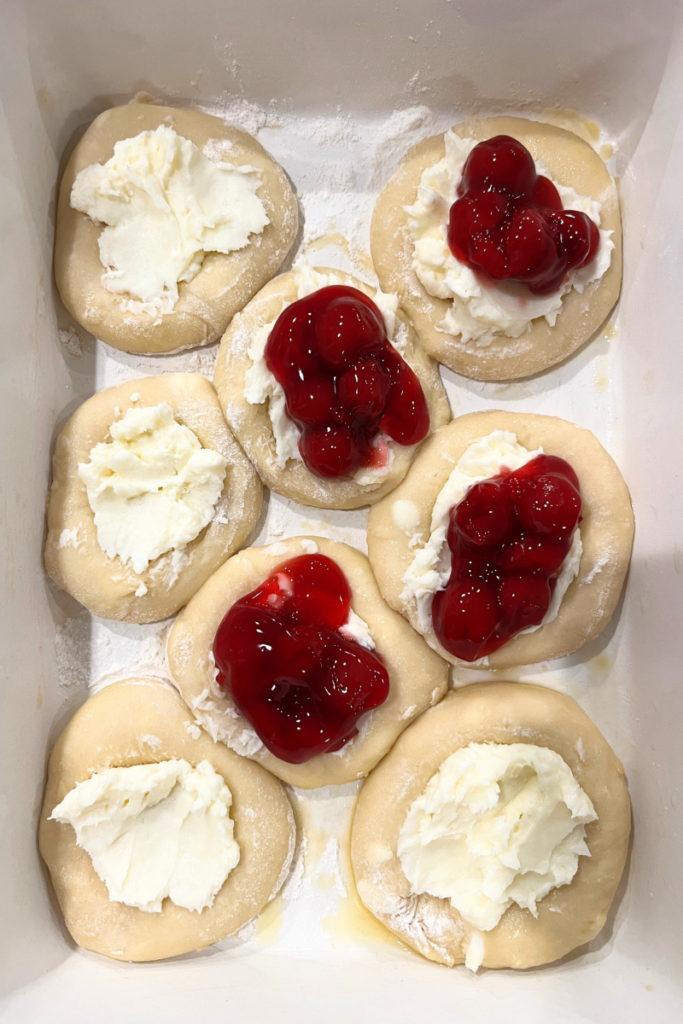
[[459, 135, 537, 199], [452, 477, 514, 548], [213, 554, 390, 763], [313, 293, 384, 369], [509, 456, 582, 538], [299, 425, 360, 478], [265, 285, 429, 479], [432, 580, 500, 664], [285, 376, 337, 427], [432, 453, 582, 662], [337, 358, 390, 422], [509, 453, 581, 492], [532, 175, 563, 211], [497, 574, 551, 636], [498, 534, 567, 576], [447, 135, 600, 295]]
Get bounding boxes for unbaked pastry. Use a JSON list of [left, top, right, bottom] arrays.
[[214, 264, 450, 509], [55, 99, 298, 354], [367, 410, 634, 669], [44, 374, 262, 623], [371, 116, 622, 381], [39, 677, 295, 962], [351, 681, 631, 970], [167, 536, 449, 787]]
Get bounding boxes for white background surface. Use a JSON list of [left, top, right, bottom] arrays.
[[0, 0, 682, 1020]]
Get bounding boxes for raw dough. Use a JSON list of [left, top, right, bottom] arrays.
[[44, 374, 262, 623], [371, 116, 622, 381], [214, 267, 451, 509], [351, 681, 631, 969], [39, 678, 295, 962], [167, 537, 449, 787], [367, 410, 634, 669], [55, 99, 298, 354]]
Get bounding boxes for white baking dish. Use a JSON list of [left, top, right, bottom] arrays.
[[1, 0, 682, 1020]]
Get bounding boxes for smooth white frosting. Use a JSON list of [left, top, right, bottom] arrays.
[[400, 430, 582, 643], [243, 256, 406, 480], [78, 402, 227, 574], [71, 125, 269, 317], [50, 759, 240, 913], [398, 742, 597, 932], [405, 131, 614, 346]]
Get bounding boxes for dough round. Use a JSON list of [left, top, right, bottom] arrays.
[[214, 267, 451, 509], [167, 536, 449, 787], [351, 681, 630, 969], [367, 410, 634, 669], [371, 116, 622, 381], [44, 374, 262, 623], [39, 678, 295, 962], [55, 100, 299, 355]]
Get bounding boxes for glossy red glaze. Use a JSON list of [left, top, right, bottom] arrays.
[[432, 454, 582, 662], [212, 554, 390, 763], [447, 135, 600, 295], [265, 285, 429, 479]]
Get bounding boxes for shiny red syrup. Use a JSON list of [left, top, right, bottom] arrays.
[[432, 455, 582, 662], [265, 285, 429, 479], [213, 554, 390, 763], [447, 135, 600, 295]]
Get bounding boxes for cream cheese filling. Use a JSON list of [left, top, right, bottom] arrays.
[[398, 741, 597, 933], [71, 124, 269, 317], [50, 758, 240, 913], [78, 402, 227, 574]]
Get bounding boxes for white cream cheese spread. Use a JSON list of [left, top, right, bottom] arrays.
[[50, 759, 240, 913], [339, 607, 375, 650], [405, 131, 614, 346], [243, 256, 406, 481], [71, 125, 269, 317], [78, 402, 227, 574], [398, 742, 597, 932], [400, 430, 582, 644]]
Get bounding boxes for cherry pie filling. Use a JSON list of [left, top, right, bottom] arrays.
[[265, 285, 429, 479], [212, 554, 390, 763], [432, 454, 582, 662], [447, 135, 600, 295]]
